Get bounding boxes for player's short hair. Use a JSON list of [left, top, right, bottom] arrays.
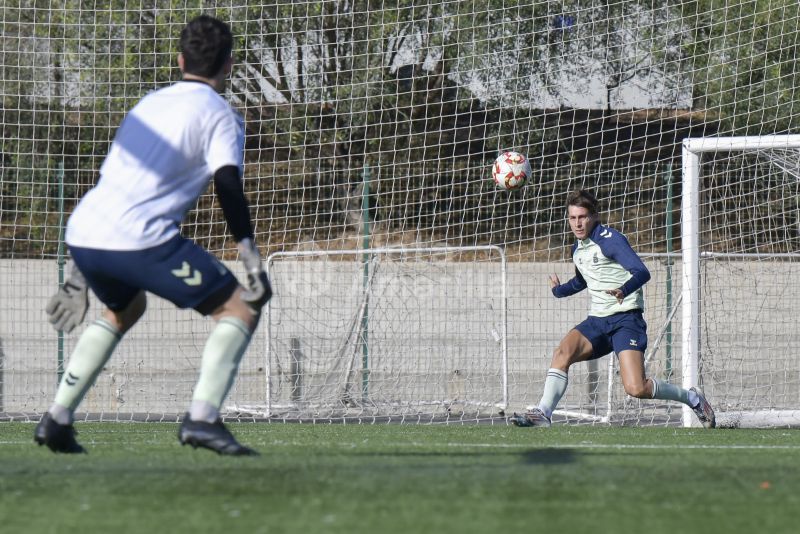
[[179, 15, 233, 78], [566, 189, 600, 215]]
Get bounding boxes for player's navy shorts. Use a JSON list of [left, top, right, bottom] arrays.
[[574, 309, 648, 359], [69, 235, 238, 315]]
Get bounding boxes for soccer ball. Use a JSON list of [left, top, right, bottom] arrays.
[[492, 151, 531, 191]]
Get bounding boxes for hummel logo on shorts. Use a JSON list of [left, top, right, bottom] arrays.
[[171, 261, 203, 286]]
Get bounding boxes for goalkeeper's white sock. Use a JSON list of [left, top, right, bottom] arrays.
[[650, 378, 698, 407], [51, 319, 121, 424], [190, 317, 251, 423], [537, 368, 569, 418]]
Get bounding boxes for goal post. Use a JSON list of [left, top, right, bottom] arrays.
[[251, 246, 509, 422], [681, 135, 800, 428]]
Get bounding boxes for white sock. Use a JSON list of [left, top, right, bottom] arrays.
[[189, 400, 220, 423], [52, 319, 121, 417], [190, 317, 251, 423], [651, 378, 695, 407], [537, 368, 569, 418], [48, 403, 74, 426]]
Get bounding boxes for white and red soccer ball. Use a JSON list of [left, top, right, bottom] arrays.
[[492, 151, 531, 191]]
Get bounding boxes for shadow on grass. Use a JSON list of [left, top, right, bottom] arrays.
[[334, 448, 582, 466], [521, 448, 578, 465]]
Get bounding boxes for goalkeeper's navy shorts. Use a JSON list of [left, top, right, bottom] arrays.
[[69, 235, 238, 315], [574, 309, 648, 359]]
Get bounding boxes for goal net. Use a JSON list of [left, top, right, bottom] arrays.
[[1, 2, 800, 425]]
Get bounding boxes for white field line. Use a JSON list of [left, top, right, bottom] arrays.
[[3, 440, 800, 451], [436, 442, 800, 451]]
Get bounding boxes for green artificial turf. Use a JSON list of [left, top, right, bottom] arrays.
[[1, 423, 797, 533]]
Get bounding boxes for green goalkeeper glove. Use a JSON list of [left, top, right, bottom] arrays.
[[238, 238, 272, 312], [46, 263, 89, 333]]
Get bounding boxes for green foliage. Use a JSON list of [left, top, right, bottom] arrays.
[[2, 0, 800, 257], [0, 1, 194, 256], [3, 0, 800, 162], [683, 0, 800, 134]]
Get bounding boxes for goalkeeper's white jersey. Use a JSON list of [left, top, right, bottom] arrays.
[[66, 80, 244, 251]]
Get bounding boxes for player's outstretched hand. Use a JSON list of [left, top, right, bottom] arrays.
[[238, 238, 272, 311], [548, 274, 560, 289], [45, 264, 89, 333]]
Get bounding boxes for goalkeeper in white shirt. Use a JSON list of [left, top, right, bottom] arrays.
[[36, 15, 269, 455], [509, 189, 716, 429]]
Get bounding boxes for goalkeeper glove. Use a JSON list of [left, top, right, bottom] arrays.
[[45, 263, 89, 333], [238, 238, 272, 312]]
